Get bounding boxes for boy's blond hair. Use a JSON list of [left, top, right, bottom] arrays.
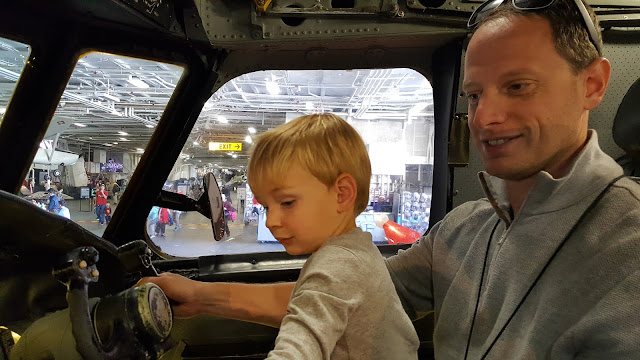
[[248, 113, 371, 214]]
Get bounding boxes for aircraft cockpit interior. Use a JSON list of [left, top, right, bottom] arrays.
[[1, 1, 639, 359]]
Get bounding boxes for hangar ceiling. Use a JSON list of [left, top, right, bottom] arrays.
[[0, 38, 434, 169]]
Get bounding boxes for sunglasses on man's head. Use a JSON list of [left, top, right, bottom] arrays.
[[467, 0, 602, 55]]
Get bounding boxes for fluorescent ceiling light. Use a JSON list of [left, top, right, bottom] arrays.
[[409, 102, 429, 114], [73, 123, 87, 127], [0, 107, 6, 114], [232, 154, 238, 159], [120, 137, 128, 141], [118, 131, 129, 136], [77, 59, 96, 69], [127, 75, 149, 88], [193, 141, 199, 146], [217, 115, 228, 124], [248, 127, 256, 134], [305, 101, 314, 110], [244, 135, 253, 144], [266, 80, 280, 95], [145, 124, 155, 128], [112, 142, 118, 145], [136, 148, 144, 152], [97, 93, 120, 102], [104, 143, 113, 146]]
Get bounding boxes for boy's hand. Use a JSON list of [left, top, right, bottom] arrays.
[[136, 272, 202, 318]]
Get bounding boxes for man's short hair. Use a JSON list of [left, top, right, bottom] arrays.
[[248, 113, 372, 214], [475, 0, 602, 73]]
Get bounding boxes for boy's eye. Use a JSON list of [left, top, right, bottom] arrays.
[[281, 200, 295, 207]]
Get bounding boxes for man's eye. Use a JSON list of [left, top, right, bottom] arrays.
[[466, 93, 480, 103], [508, 82, 531, 92]]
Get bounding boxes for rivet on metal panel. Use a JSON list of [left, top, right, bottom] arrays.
[[222, 35, 227, 39], [265, 32, 272, 37], [231, 35, 236, 39], [374, 27, 380, 31], [364, 28, 369, 32], [241, 34, 246, 38]]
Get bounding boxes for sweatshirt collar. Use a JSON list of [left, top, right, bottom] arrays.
[[478, 130, 624, 223]]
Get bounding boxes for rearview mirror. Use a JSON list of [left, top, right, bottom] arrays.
[[203, 173, 226, 241], [154, 173, 225, 241]]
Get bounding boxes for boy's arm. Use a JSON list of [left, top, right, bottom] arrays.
[[138, 273, 293, 328], [266, 249, 369, 359]]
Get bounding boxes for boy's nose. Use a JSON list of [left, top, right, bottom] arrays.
[[265, 209, 281, 229]]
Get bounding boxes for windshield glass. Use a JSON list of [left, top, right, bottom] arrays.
[[27, 52, 183, 237], [0, 38, 30, 126], [152, 68, 434, 257]]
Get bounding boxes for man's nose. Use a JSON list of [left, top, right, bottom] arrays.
[[469, 92, 507, 130]]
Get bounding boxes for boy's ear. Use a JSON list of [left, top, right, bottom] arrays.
[[334, 174, 357, 213]]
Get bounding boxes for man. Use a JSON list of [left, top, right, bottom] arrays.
[[140, 0, 640, 358], [95, 183, 108, 225]]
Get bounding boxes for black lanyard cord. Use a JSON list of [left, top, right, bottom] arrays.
[[477, 175, 624, 359], [464, 219, 501, 360]]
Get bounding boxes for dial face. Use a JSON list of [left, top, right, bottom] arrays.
[[147, 285, 173, 338]]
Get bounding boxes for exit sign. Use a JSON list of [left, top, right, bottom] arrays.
[[209, 142, 242, 151]]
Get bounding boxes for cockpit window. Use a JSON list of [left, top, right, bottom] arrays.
[[0, 38, 29, 126], [26, 52, 183, 237], [152, 69, 434, 257]]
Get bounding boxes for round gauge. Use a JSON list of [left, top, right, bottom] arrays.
[[52, 169, 61, 177]]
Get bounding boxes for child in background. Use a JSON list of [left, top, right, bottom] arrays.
[[155, 207, 170, 237], [249, 113, 419, 360], [105, 202, 112, 224]]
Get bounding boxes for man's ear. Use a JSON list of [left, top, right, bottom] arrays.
[[334, 173, 357, 213], [583, 57, 611, 110]]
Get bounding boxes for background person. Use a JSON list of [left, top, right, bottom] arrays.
[[95, 184, 108, 225]]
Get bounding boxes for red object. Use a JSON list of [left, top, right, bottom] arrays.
[[96, 190, 108, 206], [159, 208, 170, 224], [383, 221, 421, 245]]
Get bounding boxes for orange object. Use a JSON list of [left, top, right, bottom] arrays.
[[383, 221, 421, 245]]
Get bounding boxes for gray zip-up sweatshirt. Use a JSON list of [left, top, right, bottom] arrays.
[[387, 131, 640, 359]]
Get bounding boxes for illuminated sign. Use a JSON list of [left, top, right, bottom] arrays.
[[209, 142, 242, 151]]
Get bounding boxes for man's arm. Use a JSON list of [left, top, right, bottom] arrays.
[[138, 272, 294, 328]]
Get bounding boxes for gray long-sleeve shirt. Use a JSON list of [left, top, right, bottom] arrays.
[[387, 131, 640, 359], [267, 228, 419, 360]]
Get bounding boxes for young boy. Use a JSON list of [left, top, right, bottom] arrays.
[[248, 113, 419, 359], [105, 202, 112, 224]]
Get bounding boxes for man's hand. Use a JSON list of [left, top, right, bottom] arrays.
[[137, 272, 203, 318]]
